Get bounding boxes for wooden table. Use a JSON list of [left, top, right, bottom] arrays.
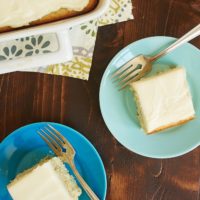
[[0, 0, 200, 199]]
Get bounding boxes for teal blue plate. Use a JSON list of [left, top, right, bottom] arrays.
[[0, 122, 107, 200], [100, 36, 200, 159]]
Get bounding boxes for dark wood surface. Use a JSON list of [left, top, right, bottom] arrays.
[[0, 0, 200, 199]]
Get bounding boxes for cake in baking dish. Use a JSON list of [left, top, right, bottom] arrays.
[[130, 67, 195, 134], [7, 157, 82, 200], [0, 0, 98, 32]]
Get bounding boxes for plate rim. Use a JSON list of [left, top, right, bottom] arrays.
[[0, 122, 107, 200], [99, 36, 200, 159]]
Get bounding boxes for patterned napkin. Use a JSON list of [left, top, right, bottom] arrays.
[[0, 0, 133, 80]]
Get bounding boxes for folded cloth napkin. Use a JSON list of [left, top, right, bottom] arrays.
[[0, 0, 133, 80]]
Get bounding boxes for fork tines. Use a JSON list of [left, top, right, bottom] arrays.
[[37, 124, 74, 156], [111, 56, 143, 90]]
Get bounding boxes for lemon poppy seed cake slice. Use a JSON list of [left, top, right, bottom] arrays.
[[130, 67, 195, 134], [7, 157, 82, 200]]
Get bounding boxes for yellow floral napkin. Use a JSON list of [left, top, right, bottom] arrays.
[[30, 0, 133, 80]]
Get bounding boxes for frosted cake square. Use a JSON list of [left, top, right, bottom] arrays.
[[7, 157, 81, 200], [130, 67, 195, 134]]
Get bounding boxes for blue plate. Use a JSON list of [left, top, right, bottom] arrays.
[[100, 36, 200, 159], [0, 122, 107, 200]]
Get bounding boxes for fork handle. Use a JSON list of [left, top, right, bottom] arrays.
[[70, 162, 100, 200], [149, 24, 200, 62]]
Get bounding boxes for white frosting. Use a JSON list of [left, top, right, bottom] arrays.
[[7, 157, 81, 200], [0, 0, 89, 28], [131, 67, 195, 133]]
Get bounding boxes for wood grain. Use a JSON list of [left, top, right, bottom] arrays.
[[0, 0, 200, 199]]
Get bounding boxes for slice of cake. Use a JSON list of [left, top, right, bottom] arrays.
[[130, 67, 195, 134], [7, 157, 82, 200]]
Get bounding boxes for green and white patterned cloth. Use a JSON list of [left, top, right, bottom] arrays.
[[45, 0, 133, 80]]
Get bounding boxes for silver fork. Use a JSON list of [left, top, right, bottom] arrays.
[[112, 24, 200, 90], [37, 124, 100, 200]]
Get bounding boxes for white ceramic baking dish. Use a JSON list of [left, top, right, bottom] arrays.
[[0, 0, 110, 73]]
